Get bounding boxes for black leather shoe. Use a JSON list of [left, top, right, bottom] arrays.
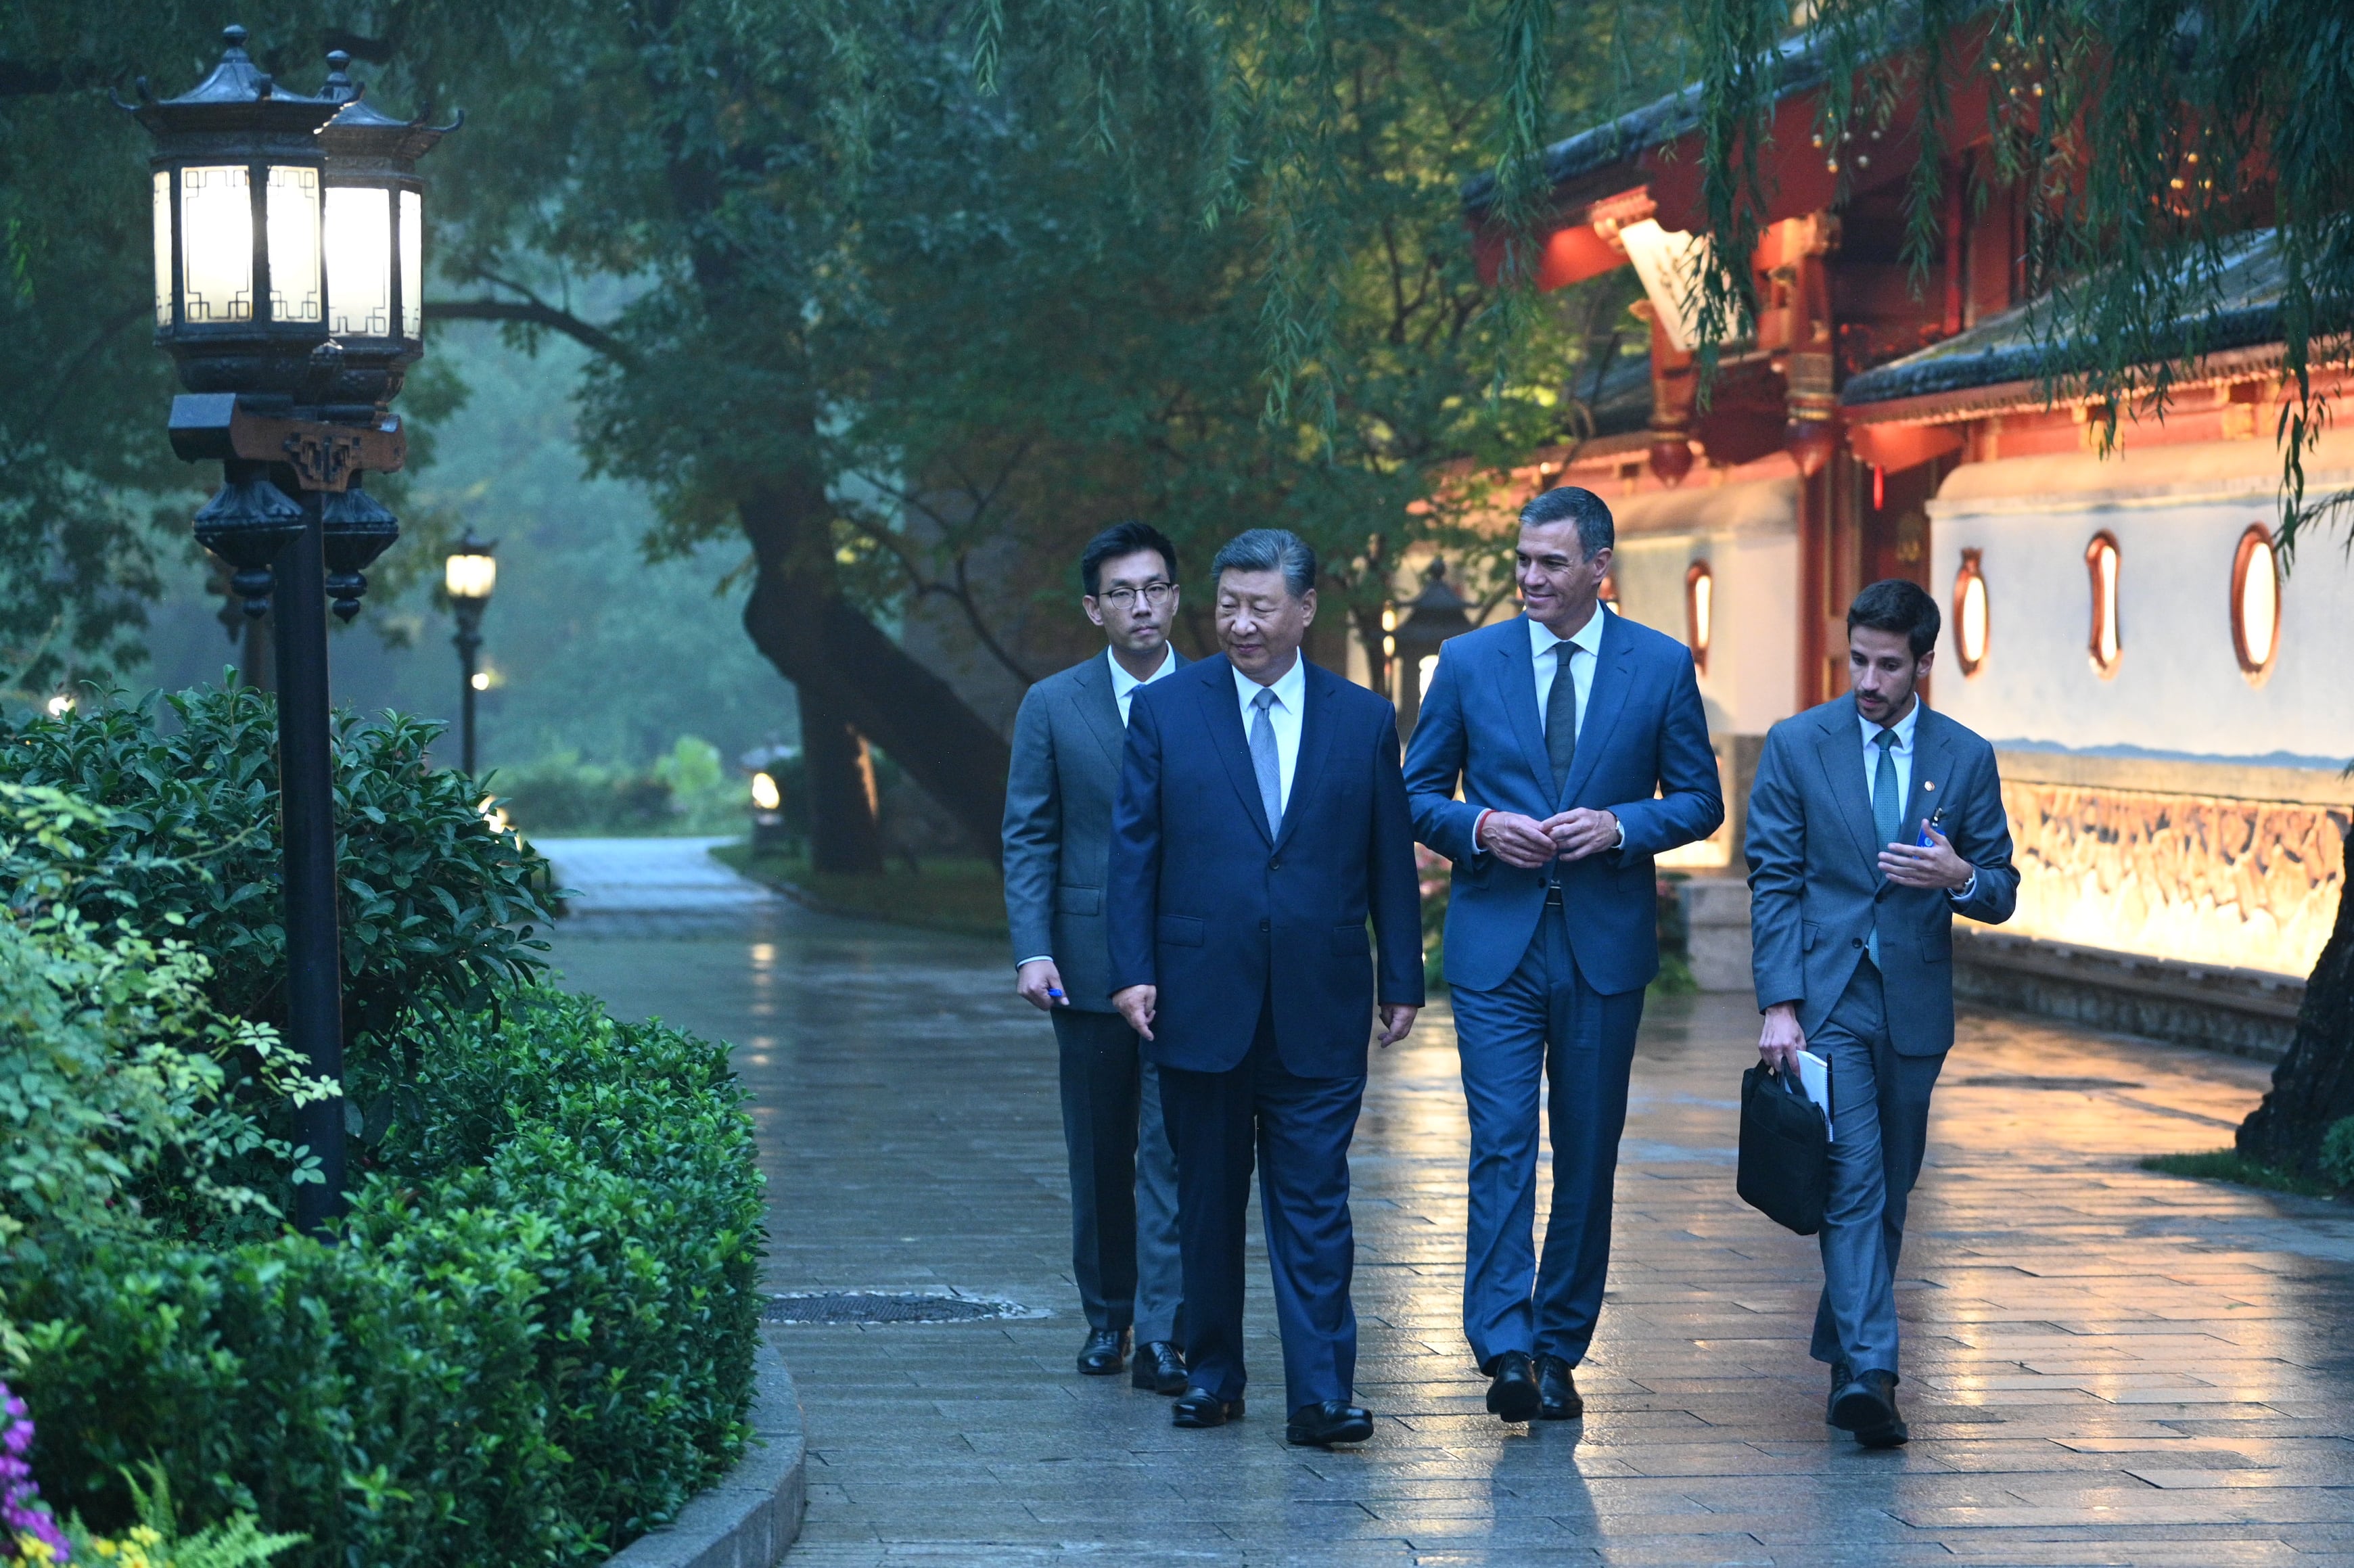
[[1287, 1400, 1375, 1447], [1076, 1327, 1130, 1376], [1132, 1340, 1188, 1395], [1535, 1354, 1584, 1420], [1485, 1351, 1541, 1423], [1830, 1368, 1908, 1448], [1172, 1388, 1243, 1427], [1826, 1360, 1852, 1425]]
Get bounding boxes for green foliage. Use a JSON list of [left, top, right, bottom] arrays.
[[1676, 0, 2353, 545], [2318, 1116, 2354, 1189], [0, 685, 555, 1048], [2139, 1148, 2345, 1199], [9, 986, 764, 1568], [492, 737, 744, 837], [0, 783, 324, 1257], [66, 1463, 306, 1568]]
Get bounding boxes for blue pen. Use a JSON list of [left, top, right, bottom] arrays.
[[1046, 986, 1066, 1000]]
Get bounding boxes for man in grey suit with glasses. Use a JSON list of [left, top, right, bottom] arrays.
[[1002, 520, 1191, 1393]]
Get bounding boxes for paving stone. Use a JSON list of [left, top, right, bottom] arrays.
[[547, 844, 2354, 1567]]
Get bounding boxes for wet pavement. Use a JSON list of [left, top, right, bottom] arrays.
[[542, 840, 2354, 1566]]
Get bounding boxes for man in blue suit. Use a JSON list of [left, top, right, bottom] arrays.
[[1404, 486, 1722, 1423], [1108, 528, 1425, 1449]]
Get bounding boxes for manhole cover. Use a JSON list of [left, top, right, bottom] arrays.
[[763, 1292, 1023, 1324], [1958, 1075, 2144, 1091]]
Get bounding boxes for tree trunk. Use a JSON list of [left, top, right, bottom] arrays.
[[736, 480, 1013, 867], [2236, 872, 2354, 1174], [800, 684, 885, 875]]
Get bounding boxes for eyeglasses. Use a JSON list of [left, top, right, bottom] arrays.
[[1097, 582, 1175, 609]]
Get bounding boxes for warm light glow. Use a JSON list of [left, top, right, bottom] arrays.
[[1381, 634, 1396, 659], [445, 551, 497, 600], [1418, 654, 1440, 702], [399, 190, 423, 338], [325, 186, 392, 336], [2085, 533, 2121, 675], [45, 695, 73, 718], [1954, 551, 1989, 674], [264, 165, 321, 322], [478, 796, 511, 834], [1684, 559, 1713, 672], [2232, 525, 2280, 679], [1381, 605, 1398, 634], [469, 671, 490, 692], [151, 172, 172, 327], [751, 771, 783, 812], [180, 165, 254, 323]]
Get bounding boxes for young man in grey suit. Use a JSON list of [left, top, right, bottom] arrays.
[[1746, 578, 2019, 1447], [1002, 520, 1190, 1392]]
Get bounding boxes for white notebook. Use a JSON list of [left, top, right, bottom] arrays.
[[1796, 1049, 1834, 1143]]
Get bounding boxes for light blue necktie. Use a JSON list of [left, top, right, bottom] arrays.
[[1249, 687, 1283, 833], [1868, 728, 1900, 966]]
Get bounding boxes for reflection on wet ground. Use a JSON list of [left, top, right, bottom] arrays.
[[546, 841, 2354, 1566]]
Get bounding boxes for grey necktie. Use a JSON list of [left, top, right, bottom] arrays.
[[1545, 641, 1579, 804], [1868, 728, 1900, 965], [1249, 687, 1283, 833]]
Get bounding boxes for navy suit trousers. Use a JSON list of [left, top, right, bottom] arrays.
[[1449, 904, 1645, 1370], [1159, 999, 1364, 1414]]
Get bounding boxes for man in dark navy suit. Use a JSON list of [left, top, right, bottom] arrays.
[[1107, 528, 1425, 1449], [1404, 486, 1722, 1424]]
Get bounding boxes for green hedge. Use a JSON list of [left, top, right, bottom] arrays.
[[8, 985, 765, 1567]]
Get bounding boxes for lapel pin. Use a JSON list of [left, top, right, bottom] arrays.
[[1922, 780, 1935, 792]]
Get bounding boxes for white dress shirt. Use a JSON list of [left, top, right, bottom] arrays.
[[1530, 606, 1607, 741], [1862, 697, 1975, 900], [1232, 653, 1308, 815], [1108, 643, 1175, 726]]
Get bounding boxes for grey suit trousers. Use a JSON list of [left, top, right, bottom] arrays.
[[1053, 1008, 1184, 1344], [1808, 962, 1946, 1376]]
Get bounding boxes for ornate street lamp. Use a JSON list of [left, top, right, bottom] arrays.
[[1391, 559, 1475, 736], [444, 534, 497, 775], [131, 26, 452, 1233]]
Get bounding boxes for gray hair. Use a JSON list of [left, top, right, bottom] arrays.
[[1520, 485, 1614, 560], [1209, 528, 1318, 600]]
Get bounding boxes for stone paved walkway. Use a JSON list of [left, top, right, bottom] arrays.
[[545, 841, 2354, 1566]]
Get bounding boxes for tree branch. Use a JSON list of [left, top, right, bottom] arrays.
[[423, 298, 634, 367]]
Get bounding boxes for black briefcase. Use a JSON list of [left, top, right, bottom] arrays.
[[1737, 1064, 1830, 1235]]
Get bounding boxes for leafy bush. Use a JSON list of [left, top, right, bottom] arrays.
[[0, 686, 555, 1050], [9, 986, 764, 1567], [2319, 1116, 2354, 1189], [490, 737, 749, 839]]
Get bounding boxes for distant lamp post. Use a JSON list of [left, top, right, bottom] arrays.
[[749, 769, 790, 852], [131, 25, 452, 1235], [1391, 559, 1475, 736], [444, 533, 497, 774]]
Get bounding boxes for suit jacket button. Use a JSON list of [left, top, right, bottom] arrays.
[[1268, 858, 1280, 871], [1259, 918, 1270, 933], [1851, 937, 1864, 949]]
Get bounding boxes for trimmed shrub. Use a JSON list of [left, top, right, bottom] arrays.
[[8, 986, 764, 1567], [0, 686, 556, 1049]]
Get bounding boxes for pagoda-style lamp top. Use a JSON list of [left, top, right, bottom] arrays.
[[1393, 559, 1475, 655], [134, 26, 339, 399], [315, 49, 458, 387], [444, 532, 498, 603]]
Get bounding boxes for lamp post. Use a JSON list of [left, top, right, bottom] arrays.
[[133, 26, 451, 1234], [1390, 559, 1475, 737], [444, 534, 497, 775]]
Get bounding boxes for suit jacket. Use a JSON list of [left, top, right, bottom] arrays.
[[1106, 654, 1425, 1078], [1000, 647, 1188, 1011], [1745, 695, 2019, 1056], [1402, 610, 1724, 995]]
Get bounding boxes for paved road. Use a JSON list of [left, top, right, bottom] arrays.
[[543, 840, 2354, 1566]]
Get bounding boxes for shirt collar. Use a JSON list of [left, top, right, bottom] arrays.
[[1529, 606, 1609, 661], [1106, 643, 1173, 697], [1232, 651, 1308, 712], [1860, 697, 1922, 751]]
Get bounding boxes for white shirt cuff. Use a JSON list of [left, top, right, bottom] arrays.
[[1015, 955, 1054, 968], [1948, 871, 1977, 904]]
